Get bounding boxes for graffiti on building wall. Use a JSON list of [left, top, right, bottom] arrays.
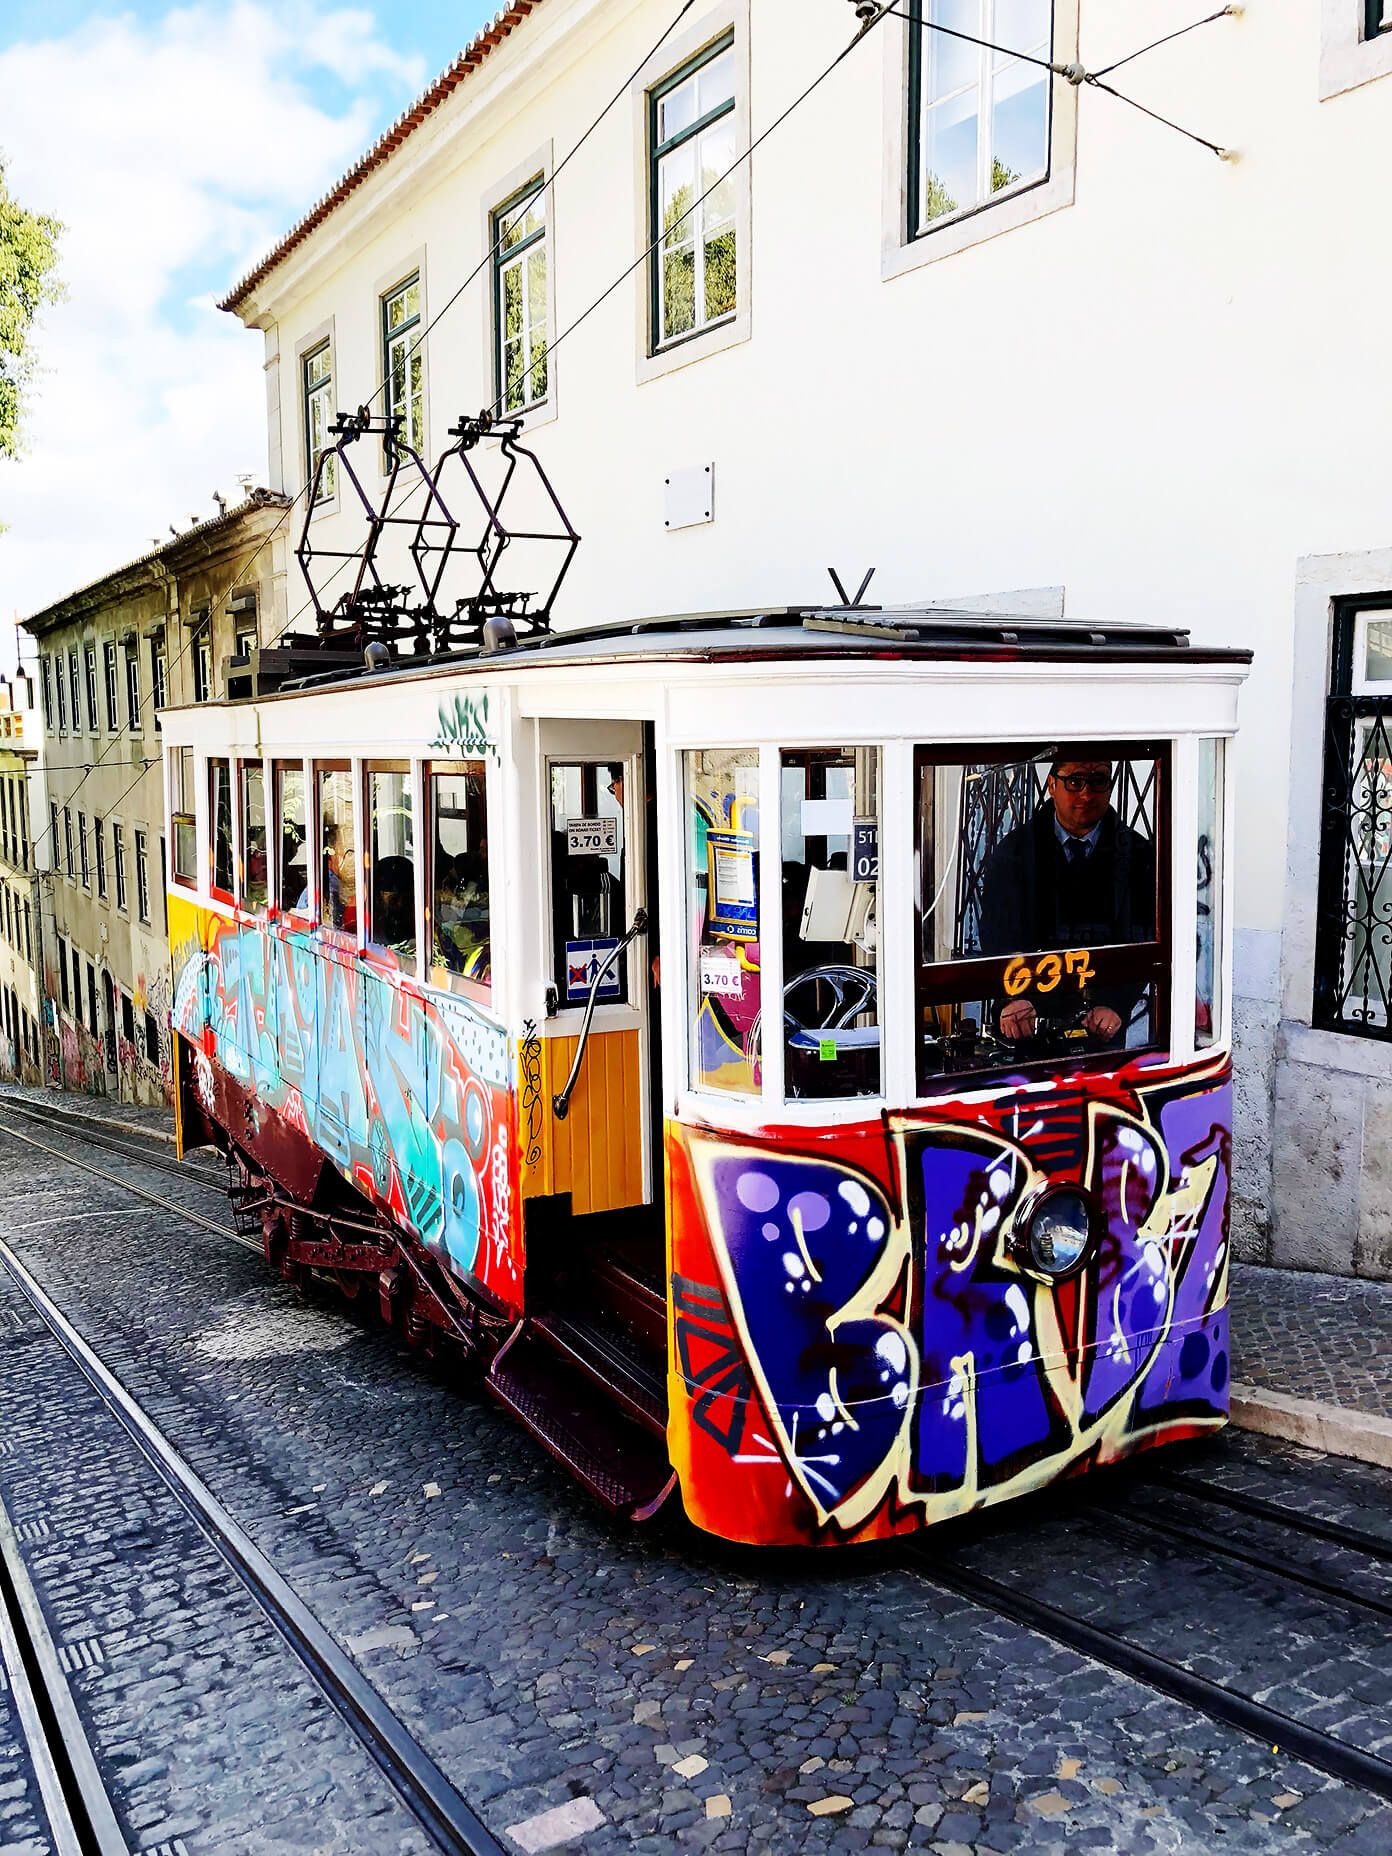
[[171, 900, 522, 1310], [668, 1058, 1231, 1546]]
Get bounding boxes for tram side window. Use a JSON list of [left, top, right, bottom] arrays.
[[916, 741, 1166, 1086], [316, 764, 357, 933], [1196, 738, 1223, 1048], [240, 761, 267, 911], [781, 748, 880, 1099], [276, 761, 308, 914], [429, 762, 490, 992], [367, 765, 416, 964], [209, 758, 234, 899], [686, 748, 761, 1096], [549, 760, 627, 1008]]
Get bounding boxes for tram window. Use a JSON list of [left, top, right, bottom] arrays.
[[367, 765, 416, 964], [240, 761, 268, 911], [275, 761, 308, 914], [316, 764, 357, 933], [916, 742, 1166, 1086], [780, 748, 880, 1099], [549, 760, 627, 1008], [429, 762, 490, 993], [171, 746, 197, 885], [1196, 738, 1223, 1049], [209, 758, 234, 899], [686, 748, 761, 1095]]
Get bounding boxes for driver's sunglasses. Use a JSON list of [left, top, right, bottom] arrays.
[[1056, 772, 1113, 794]]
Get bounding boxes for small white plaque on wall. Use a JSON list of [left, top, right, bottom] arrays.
[[664, 464, 714, 531]]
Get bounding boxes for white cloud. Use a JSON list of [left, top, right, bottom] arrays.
[[0, 3, 427, 644]]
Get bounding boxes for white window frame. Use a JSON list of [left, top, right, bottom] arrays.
[[379, 261, 428, 465], [633, 3, 752, 387], [882, 0, 1078, 282], [113, 818, 128, 914], [135, 827, 151, 924], [297, 319, 339, 515], [484, 146, 558, 432]]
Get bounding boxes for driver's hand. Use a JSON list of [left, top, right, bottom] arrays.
[[1000, 1000, 1037, 1040], [1084, 1006, 1123, 1041]]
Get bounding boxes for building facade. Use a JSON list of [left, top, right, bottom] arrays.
[[21, 494, 288, 1105], [0, 687, 44, 1087], [220, 0, 1392, 1273]]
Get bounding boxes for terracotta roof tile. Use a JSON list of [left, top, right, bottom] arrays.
[[219, 1, 546, 315]]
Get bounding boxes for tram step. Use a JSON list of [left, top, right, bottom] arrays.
[[582, 1241, 666, 1352], [531, 1309, 667, 1438], [486, 1327, 676, 1520]]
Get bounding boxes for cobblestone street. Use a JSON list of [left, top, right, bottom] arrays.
[[0, 1116, 1390, 1856]]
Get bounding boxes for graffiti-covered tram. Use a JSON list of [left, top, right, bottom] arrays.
[[165, 607, 1246, 1546]]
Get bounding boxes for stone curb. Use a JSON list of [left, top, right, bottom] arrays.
[[1230, 1380, 1392, 1472], [0, 1089, 178, 1148]]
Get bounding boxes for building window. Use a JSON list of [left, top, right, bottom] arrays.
[[150, 637, 167, 730], [650, 35, 737, 352], [121, 991, 134, 1045], [103, 641, 119, 730], [84, 645, 99, 732], [94, 815, 107, 899], [135, 829, 151, 923], [909, 0, 1052, 236], [125, 643, 141, 730], [304, 342, 337, 502], [78, 811, 90, 889], [85, 961, 98, 1039], [49, 802, 59, 869], [23, 899, 31, 964], [16, 781, 26, 869], [114, 822, 128, 911], [57, 935, 69, 1009], [233, 598, 258, 660], [63, 806, 74, 880], [144, 1007, 160, 1067], [209, 758, 234, 899], [1313, 598, 1392, 1035], [41, 660, 52, 730], [68, 651, 80, 734], [1368, 0, 1392, 37], [493, 180, 549, 415], [192, 620, 212, 704], [382, 274, 424, 455]]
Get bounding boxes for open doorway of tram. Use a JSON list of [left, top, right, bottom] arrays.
[[502, 719, 670, 1511]]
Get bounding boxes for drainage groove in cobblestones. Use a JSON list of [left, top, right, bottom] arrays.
[[912, 1548, 1392, 1803], [0, 1488, 130, 1854], [0, 1232, 508, 1856]]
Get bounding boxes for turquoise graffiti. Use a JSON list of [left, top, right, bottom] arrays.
[[173, 915, 520, 1306], [429, 690, 499, 763]]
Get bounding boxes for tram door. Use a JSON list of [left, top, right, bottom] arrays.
[[529, 720, 659, 1223]]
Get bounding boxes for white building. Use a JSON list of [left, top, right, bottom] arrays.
[[220, 0, 1392, 1278]]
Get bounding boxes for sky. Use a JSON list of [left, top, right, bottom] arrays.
[[0, 1, 501, 657]]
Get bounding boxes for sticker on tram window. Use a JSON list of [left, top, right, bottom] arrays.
[[1002, 949, 1097, 996], [706, 828, 758, 938], [852, 819, 879, 883], [565, 937, 622, 1002], [699, 952, 743, 997], [566, 816, 619, 857]]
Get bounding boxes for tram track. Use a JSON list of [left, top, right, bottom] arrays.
[[0, 1226, 508, 1856]]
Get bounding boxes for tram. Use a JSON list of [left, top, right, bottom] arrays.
[[164, 605, 1246, 1546]]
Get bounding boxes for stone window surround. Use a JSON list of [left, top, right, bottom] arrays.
[[1283, 543, 1392, 1083], [1320, 0, 1392, 100], [880, 0, 1080, 283]]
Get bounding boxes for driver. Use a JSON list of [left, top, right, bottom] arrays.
[[977, 750, 1155, 1043]]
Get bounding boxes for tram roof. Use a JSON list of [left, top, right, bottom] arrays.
[[253, 606, 1249, 701]]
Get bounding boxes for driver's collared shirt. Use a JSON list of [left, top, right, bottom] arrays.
[[1053, 815, 1102, 859]]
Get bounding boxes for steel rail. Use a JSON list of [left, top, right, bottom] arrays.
[[1081, 1504, 1392, 1624], [0, 1099, 222, 1192], [910, 1547, 1392, 1802], [0, 1491, 130, 1854], [1145, 1469, 1392, 1565], [0, 1233, 508, 1856], [0, 1116, 257, 1254]]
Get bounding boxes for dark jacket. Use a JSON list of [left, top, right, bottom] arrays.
[[977, 804, 1156, 1025]]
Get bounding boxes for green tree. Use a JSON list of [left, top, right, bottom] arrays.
[[0, 159, 62, 461]]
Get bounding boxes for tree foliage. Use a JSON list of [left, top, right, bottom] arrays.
[[0, 159, 62, 461]]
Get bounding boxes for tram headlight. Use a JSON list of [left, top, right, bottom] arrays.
[[1017, 1184, 1098, 1278]]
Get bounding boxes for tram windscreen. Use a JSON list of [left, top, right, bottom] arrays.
[[917, 742, 1166, 1085]]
